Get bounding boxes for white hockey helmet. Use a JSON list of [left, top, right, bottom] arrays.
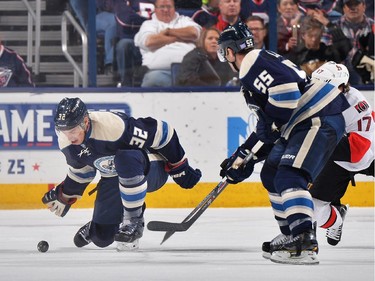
[[311, 61, 349, 87]]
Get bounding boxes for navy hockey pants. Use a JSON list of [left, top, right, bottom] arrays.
[[261, 114, 346, 194], [260, 114, 345, 235], [89, 150, 168, 247]]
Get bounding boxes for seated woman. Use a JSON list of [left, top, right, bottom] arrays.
[[286, 15, 351, 76], [176, 27, 235, 87]]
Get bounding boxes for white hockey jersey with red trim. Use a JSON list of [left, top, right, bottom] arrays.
[[334, 87, 374, 171]]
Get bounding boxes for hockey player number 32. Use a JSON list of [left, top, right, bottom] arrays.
[[129, 127, 148, 148]]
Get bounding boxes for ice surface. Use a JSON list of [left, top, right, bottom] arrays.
[[0, 208, 373, 281]]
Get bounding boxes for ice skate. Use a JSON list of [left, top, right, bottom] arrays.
[[270, 227, 319, 265], [73, 221, 92, 248], [114, 216, 144, 251], [262, 233, 292, 259], [326, 204, 349, 246]]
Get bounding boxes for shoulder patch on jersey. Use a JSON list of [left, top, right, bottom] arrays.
[[354, 100, 370, 113], [89, 112, 125, 141], [239, 49, 262, 79]]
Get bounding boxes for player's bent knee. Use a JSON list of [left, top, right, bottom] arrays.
[[274, 166, 309, 193], [260, 161, 277, 193], [115, 149, 149, 178], [91, 222, 118, 248]]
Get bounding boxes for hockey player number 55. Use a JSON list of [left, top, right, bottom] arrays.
[[254, 70, 274, 94]]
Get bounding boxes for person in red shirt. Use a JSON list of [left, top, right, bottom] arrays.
[[216, 0, 241, 31]]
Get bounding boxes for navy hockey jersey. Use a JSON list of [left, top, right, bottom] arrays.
[[115, 0, 155, 39], [58, 111, 185, 196], [239, 49, 349, 138], [0, 45, 34, 87]]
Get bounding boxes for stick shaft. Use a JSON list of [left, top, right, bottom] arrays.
[[150, 141, 263, 243]]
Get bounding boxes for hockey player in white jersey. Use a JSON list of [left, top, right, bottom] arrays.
[[218, 22, 350, 265], [262, 62, 374, 258], [310, 62, 374, 245], [42, 97, 202, 250]]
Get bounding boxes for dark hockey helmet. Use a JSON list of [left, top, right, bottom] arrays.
[[54, 97, 88, 131], [217, 21, 254, 62]]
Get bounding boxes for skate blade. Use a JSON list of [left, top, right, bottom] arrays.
[[262, 251, 271, 260], [116, 239, 139, 251], [270, 250, 319, 265]]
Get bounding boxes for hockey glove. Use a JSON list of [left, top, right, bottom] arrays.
[[42, 183, 77, 217], [166, 159, 202, 189], [256, 110, 281, 144], [220, 147, 255, 184]]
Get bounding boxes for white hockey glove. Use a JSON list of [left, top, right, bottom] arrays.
[[42, 183, 77, 217]]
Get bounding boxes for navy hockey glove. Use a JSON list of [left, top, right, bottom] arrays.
[[42, 183, 77, 217], [167, 159, 202, 189], [220, 147, 255, 184], [256, 111, 281, 144]]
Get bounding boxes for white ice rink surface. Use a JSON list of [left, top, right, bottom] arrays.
[[0, 207, 374, 281]]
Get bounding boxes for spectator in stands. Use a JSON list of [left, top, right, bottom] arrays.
[[245, 15, 268, 49], [192, 0, 220, 28], [68, 0, 116, 74], [352, 29, 374, 84], [0, 41, 34, 87], [328, 0, 374, 84], [96, 0, 117, 74], [298, 0, 340, 21], [334, 0, 373, 19], [277, 0, 303, 56], [176, 27, 235, 86], [216, 0, 242, 31], [240, 0, 270, 25], [286, 16, 351, 76], [114, 0, 155, 87], [69, 0, 87, 30], [134, 0, 201, 87]]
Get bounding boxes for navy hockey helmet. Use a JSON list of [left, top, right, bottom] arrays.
[[54, 97, 88, 131], [217, 21, 255, 62]]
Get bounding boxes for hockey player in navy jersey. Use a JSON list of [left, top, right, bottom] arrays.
[[262, 62, 374, 259], [42, 97, 202, 250], [217, 22, 349, 264]]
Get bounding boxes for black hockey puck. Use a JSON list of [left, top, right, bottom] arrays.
[[37, 240, 49, 252]]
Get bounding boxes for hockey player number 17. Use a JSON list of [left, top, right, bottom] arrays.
[[357, 116, 373, 131]]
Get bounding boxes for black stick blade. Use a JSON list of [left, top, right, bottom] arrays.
[[160, 231, 175, 245], [147, 221, 189, 232]]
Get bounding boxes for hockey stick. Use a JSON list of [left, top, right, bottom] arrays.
[[147, 141, 263, 244]]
